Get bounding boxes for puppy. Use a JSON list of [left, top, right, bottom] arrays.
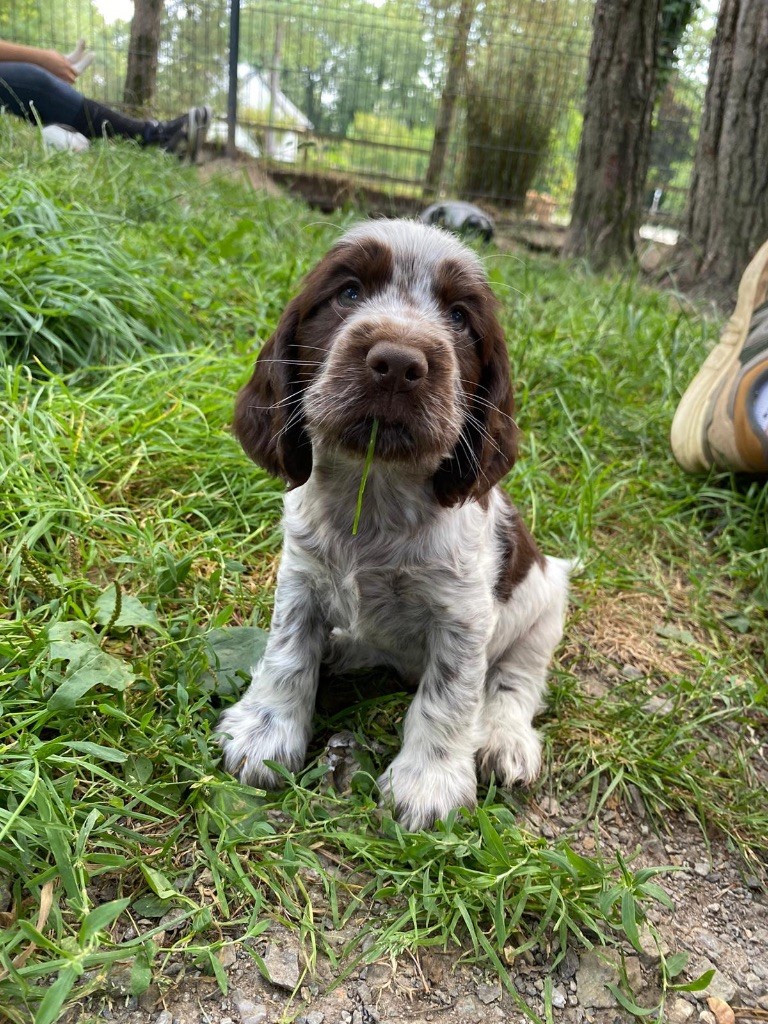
[[217, 219, 569, 830]]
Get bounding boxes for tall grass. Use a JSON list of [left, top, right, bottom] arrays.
[[0, 116, 765, 1022]]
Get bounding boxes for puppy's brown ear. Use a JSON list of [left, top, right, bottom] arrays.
[[233, 299, 313, 486], [433, 311, 517, 506]]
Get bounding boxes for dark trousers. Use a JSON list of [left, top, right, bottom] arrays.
[[0, 61, 84, 126]]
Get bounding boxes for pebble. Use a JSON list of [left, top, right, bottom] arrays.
[[666, 998, 694, 1024], [476, 982, 501, 1004], [263, 943, 301, 990], [551, 985, 567, 1009], [154, 1013, 173, 1024], [233, 994, 268, 1024]]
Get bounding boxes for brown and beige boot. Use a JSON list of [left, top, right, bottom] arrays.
[[671, 239, 768, 474]]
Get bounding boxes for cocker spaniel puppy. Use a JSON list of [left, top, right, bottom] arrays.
[[217, 219, 569, 830]]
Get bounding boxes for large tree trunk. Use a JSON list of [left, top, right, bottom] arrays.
[[563, 0, 660, 267], [423, 0, 475, 200], [123, 0, 164, 112], [684, 0, 768, 293]]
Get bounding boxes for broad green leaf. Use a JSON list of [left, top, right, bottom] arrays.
[[203, 626, 268, 692], [94, 585, 162, 632], [67, 742, 127, 763], [664, 952, 689, 979], [670, 968, 716, 993], [48, 645, 134, 709]]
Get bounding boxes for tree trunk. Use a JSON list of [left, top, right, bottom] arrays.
[[423, 0, 475, 200], [563, 0, 660, 267], [684, 0, 768, 293], [123, 0, 164, 112]]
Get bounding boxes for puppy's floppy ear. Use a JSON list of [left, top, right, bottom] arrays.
[[233, 297, 313, 486], [433, 306, 517, 506]]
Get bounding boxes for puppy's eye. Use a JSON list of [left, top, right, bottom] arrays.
[[449, 306, 467, 331], [337, 284, 362, 307]]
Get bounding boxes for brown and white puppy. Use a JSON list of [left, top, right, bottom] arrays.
[[217, 219, 569, 830]]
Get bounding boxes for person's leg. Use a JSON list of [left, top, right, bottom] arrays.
[[670, 239, 768, 474], [0, 61, 84, 126], [0, 61, 210, 156]]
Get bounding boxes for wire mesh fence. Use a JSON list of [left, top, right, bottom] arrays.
[[1, 0, 713, 225]]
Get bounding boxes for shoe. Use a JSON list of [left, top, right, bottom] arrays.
[[186, 105, 211, 163], [162, 105, 211, 162], [670, 239, 768, 473]]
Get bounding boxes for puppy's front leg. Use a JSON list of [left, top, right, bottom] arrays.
[[217, 565, 326, 789], [378, 624, 487, 830]]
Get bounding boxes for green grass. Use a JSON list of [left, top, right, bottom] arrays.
[[0, 116, 766, 1022]]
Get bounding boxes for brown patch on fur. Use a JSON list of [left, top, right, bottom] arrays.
[[494, 492, 546, 602], [431, 258, 518, 507]]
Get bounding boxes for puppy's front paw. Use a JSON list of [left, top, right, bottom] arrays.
[[216, 701, 309, 789], [377, 752, 477, 831], [476, 724, 542, 787]]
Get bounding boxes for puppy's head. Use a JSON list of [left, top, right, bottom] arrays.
[[234, 219, 517, 505]]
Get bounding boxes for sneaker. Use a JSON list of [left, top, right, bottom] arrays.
[[163, 105, 211, 162], [186, 105, 211, 163], [670, 239, 768, 474]]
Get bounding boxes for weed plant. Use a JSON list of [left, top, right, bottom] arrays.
[[0, 118, 765, 1022]]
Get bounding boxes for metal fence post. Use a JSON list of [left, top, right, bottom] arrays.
[[227, 0, 241, 157]]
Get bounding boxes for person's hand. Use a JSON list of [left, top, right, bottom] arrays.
[[38, 49, 78, 84]]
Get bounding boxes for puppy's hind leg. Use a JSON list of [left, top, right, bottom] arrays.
[[477, 559, 568, 787]]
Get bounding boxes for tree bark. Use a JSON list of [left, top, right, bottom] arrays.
[[563, 0, 660, 267], [423, 0, 475, 200], [684, 0, 768, 293], [123, 0, 164, 112]]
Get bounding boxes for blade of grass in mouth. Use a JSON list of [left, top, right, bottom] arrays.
[[352, 419, 379, 536]]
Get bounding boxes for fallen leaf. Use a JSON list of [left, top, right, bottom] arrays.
[[708, 996, 736, 1024]]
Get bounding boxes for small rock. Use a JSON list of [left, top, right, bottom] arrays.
[[551, 985, 567, 1009], [477, 982, 501, 1004], [576, 950, 620, 1009], [622, 664, 643, 680], [644, 696, 674, 714], [559, 949, 580, 980], [233, 993, 268, 1024], [218, 944, 238, 969], [454, 996, 482, 1023], [263, 943, 300, 991], [691, 931, 727, 965], [154, 1012, 173, 1024], [636, 925, 671, 966], [699, 1012, 717, 1024], [366, 964, 392, 990], [694, 862, 711, 878], [305, 1013, 324, 1024], [539, 796, 561, 816], [666, 997, 694, 1024]]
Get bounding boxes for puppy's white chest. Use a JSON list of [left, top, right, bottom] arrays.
[[325, 567, 426, 651]]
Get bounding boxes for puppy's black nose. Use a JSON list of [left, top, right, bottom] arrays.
[[366, 342, 428, 393]]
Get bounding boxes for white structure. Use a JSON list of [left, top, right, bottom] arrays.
[[236, 66, 312, 163]]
